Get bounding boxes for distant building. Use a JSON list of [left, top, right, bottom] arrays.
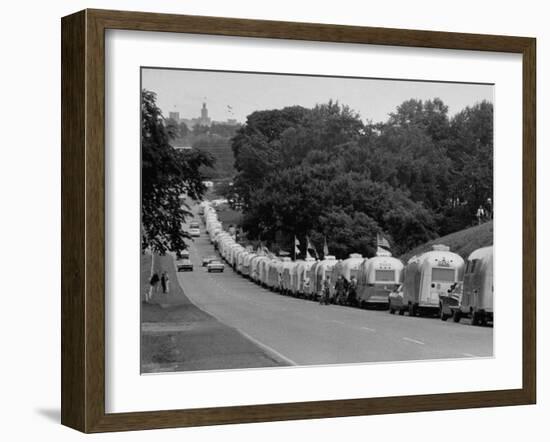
[[172, 103, 240, 128], [199, 103, 211, 126], [180, 102, 212, 128], [168, 111, 180, 121]]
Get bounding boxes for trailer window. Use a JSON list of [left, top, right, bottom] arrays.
[[432, 268, 455, 282], [375, 270, 395, 281]]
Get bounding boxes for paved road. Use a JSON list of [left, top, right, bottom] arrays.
[[141, 255, 289, 373], [176, 227, 493, 367]]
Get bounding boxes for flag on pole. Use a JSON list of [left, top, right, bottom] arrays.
[[306, 236, 318, 259], [323, 237, 329, 257], [377, 233, 390, 249], [294, 236, 300, 258]]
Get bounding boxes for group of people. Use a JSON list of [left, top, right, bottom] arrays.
[[319, 275, 358, 306], [145, 271, 170, 303]]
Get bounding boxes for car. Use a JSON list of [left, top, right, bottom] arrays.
[[176, 258, 193, 272], [190, 221, 200, 229], [207, 260, 225, 273], [189, 227, 201, 237], [202, 255, 217, 267], [388, 284, 405, 315], [439, 281, 463, 321], [179, 249, 190, 259]]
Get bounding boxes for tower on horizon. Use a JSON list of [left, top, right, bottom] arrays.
[[198, 102, 211, 126]]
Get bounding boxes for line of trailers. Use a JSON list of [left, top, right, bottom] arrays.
[[200, 202, 493, 326]]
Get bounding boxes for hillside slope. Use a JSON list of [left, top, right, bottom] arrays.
[[400, 221, 493, 263]]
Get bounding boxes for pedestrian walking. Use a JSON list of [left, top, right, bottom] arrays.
[[347, 276, 358, 307], [334, 275, 346, 305], [148, 272, 160, 302], [320, 277, 331, 305], [160, 271, 170, 294]]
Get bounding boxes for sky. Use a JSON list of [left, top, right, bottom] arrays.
[[141, 67, 493, 125]]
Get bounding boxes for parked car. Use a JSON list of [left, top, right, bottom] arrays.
[[189, 227, 201, 237], [207, 260, 225, 273], [439, 281, 462, 321], [178, 249, 190, 259], [202, 255, 217, 267], [388, 284, 405, 315], [176, 258, 193, 272], [190, 221, 200, 229]]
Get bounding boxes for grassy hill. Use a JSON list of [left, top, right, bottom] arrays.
[[400, 221, 493, 263]]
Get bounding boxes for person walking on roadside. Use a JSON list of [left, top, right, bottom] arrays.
[[320, 277, 331, 305], [347, 276, 358, 307], [160, 271, 169, 294], [148, 272, 160, 302], [334, 275, 346, 305]]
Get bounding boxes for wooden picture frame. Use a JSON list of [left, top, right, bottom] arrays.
[[61, 8, 536, 433]]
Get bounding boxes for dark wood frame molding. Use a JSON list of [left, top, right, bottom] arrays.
[[61, 9, 536, 433]]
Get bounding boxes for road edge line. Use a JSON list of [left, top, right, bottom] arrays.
[[236, 329, 298, 367]]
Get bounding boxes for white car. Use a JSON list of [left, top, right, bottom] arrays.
[[189, 227, 201, 237], [207, 260, 225, 273], [176, 258, 193, 272]]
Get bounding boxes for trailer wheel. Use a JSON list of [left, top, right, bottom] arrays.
[[439, 304, 450, 321], [408, 303, 416, 317], [389, 305, 395, 314], [479, 313, 488, 326], [471, 311, 480, 326], [398, 308, 405, 316], [452, 310, 461, 323]]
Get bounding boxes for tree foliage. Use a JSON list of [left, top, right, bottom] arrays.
[[141, 89, 213, 255], [229, 98, 493, 258]]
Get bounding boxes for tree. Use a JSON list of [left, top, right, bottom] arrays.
[[141, 89, 213, 255], [228, 97, 492, 256]]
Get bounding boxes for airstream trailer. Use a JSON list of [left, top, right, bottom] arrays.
[[258, 256, 272, 287], [357, 250, 404, 308], [235, 250, 248, 274], [229, 244, 244, 268], [452, 246, 493, 325], [280, 259, 298, 295], [295, 257, 317, 298], [266, 258, 284, 291], [330, 253, 364, 299], [250, 255, 267, 283], [314, 256, 338, 301], [224, 242, 238, 264], [401, 245, 464, 316], [303, 260, 321, 299], [241, 252, 256, 277], [289, 260, 302, 296], [219, 238, 235, 262]]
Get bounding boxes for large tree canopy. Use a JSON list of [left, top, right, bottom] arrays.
[[227, 98, 493, 258], [141, 90, 213, 255]]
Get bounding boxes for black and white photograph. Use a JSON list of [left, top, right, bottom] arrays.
[[140, 67, 494, 374]]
